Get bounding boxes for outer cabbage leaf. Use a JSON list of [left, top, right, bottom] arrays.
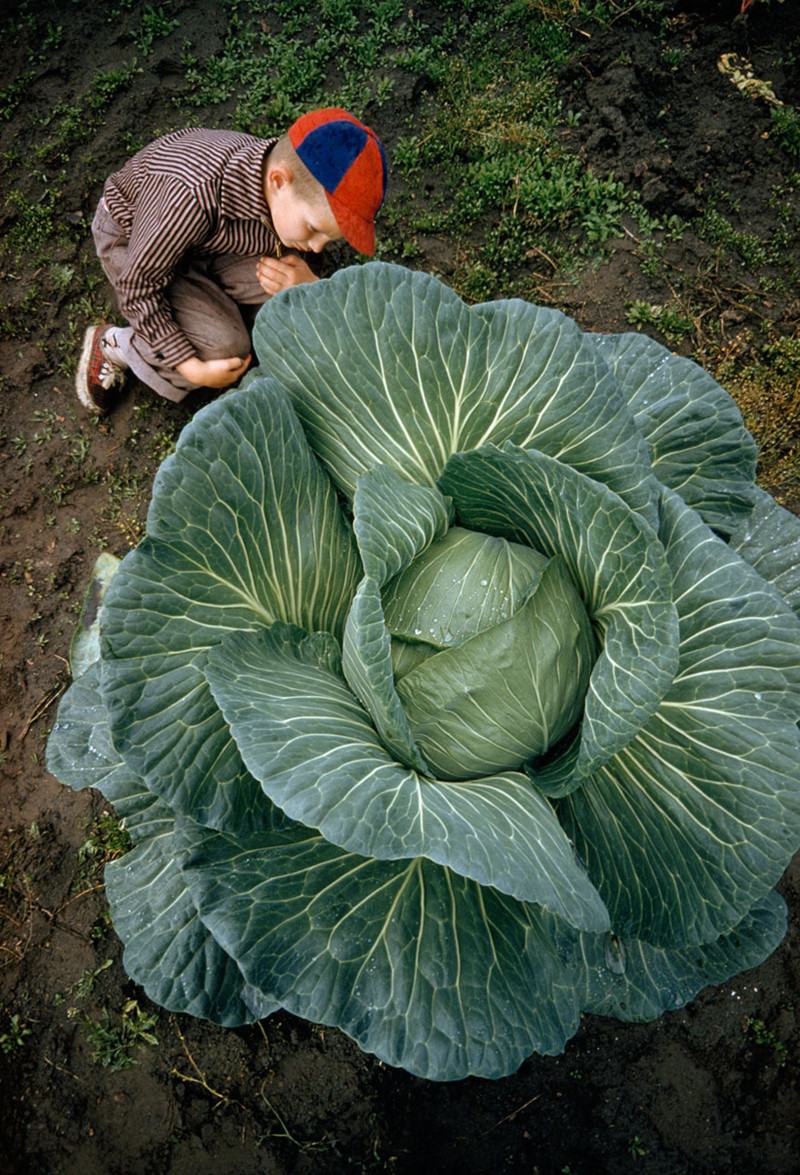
[[728, 486, 800, 618], [578, 890, 787, 1021], [559, 487, 800, 946], [177, 820, 585, 1082], [69, 552, 120, 680], [592, 330, 757, 534], [204, 622, 609, 929], [46, 661, 278, 1026], [46, 662, 172, 844], [250, 263, 658, 526], [107, 826, 278, 1027], [98, 381, 361, 832]]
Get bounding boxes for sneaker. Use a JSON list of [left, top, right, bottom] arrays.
[[75, 325, 127, 414]]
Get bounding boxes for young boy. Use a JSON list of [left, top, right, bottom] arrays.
[[76, 107, 386, 413]]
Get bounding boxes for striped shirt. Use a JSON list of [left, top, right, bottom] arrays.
[[102, 128, 279, 367]]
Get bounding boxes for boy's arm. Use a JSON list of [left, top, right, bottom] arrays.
[[115, 175, 216, 369], [176, 354, 251, 388]]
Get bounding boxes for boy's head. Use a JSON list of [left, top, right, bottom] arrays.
[[266, 108, 386, 256]]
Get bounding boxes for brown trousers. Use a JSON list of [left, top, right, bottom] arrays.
[[92, 202, 268, 402]]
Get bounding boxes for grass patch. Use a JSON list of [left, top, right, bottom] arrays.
[[179, 0, 458, 130], [715, 334, 800, 504], [380, 1, 670, 298]]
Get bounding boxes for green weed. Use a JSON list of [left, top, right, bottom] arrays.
[[105, 0, 136, 19], [2, 8, 36, 39], [180, 0, 457, 133], [0, 1013, 32, 1053], [770, 106, 800, 159], [578, 1, 666, 26], [33, 99, 94, 163], [133, 5, 179, 55], [393, 136, 422, 182], [5, 190, 58, 260], [40, 23, 63, 55], [625, 299, 695, 343], [0, 71, 35, 121], [54, 958, 114, 1005], [627, 1135, 648, 1159], [88, 61, 143, 110], [77, 813, 133, 875], [744, 1015, 789, 1066], [662, 46, 688, 71], [77, 999, 159, 1071], [49, 263, 76, 295], [715, 333, 800, 504], [696, 192, 789, 271], [90, 909, 113, 942]]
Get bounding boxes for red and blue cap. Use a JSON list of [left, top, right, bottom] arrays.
[[289, 108, 387, 256]]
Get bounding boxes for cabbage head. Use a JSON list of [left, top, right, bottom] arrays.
[[48, 263, 800, 1082]]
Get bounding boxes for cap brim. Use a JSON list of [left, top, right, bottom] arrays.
[[327, 191, 376, 256]]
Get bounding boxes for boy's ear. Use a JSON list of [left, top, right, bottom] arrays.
[[265, 161, 293, 192]]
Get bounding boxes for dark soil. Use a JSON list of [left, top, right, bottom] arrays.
[[1, 2, 799, 1173]]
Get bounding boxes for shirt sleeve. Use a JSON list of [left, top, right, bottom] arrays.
[[113, 173, 214, 367]]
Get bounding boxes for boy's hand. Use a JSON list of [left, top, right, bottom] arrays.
[[257, 253, 318, 296], [176, 355, 251, 389]]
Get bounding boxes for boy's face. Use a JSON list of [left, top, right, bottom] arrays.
[[267, 177, 342, 254]]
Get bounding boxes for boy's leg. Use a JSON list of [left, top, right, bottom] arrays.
[[110, 266, 259, 402], [207, 252, 269, 306], [91, 203, 266, 403]]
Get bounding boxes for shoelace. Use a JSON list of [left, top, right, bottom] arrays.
[[97, 355, 123, 389]]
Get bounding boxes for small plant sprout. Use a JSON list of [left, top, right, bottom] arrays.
[[628, 1135, 648, 1159], [0, 1014, 33, 1053], [132, 5, 178, 55], [744, 1015, 789, 1066], [77, 999, 159, 1071]]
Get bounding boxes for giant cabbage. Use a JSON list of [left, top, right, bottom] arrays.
[[48, 263, 800, 1081]]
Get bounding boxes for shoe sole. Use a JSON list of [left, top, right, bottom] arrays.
[[75, 325, 106, 414]]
